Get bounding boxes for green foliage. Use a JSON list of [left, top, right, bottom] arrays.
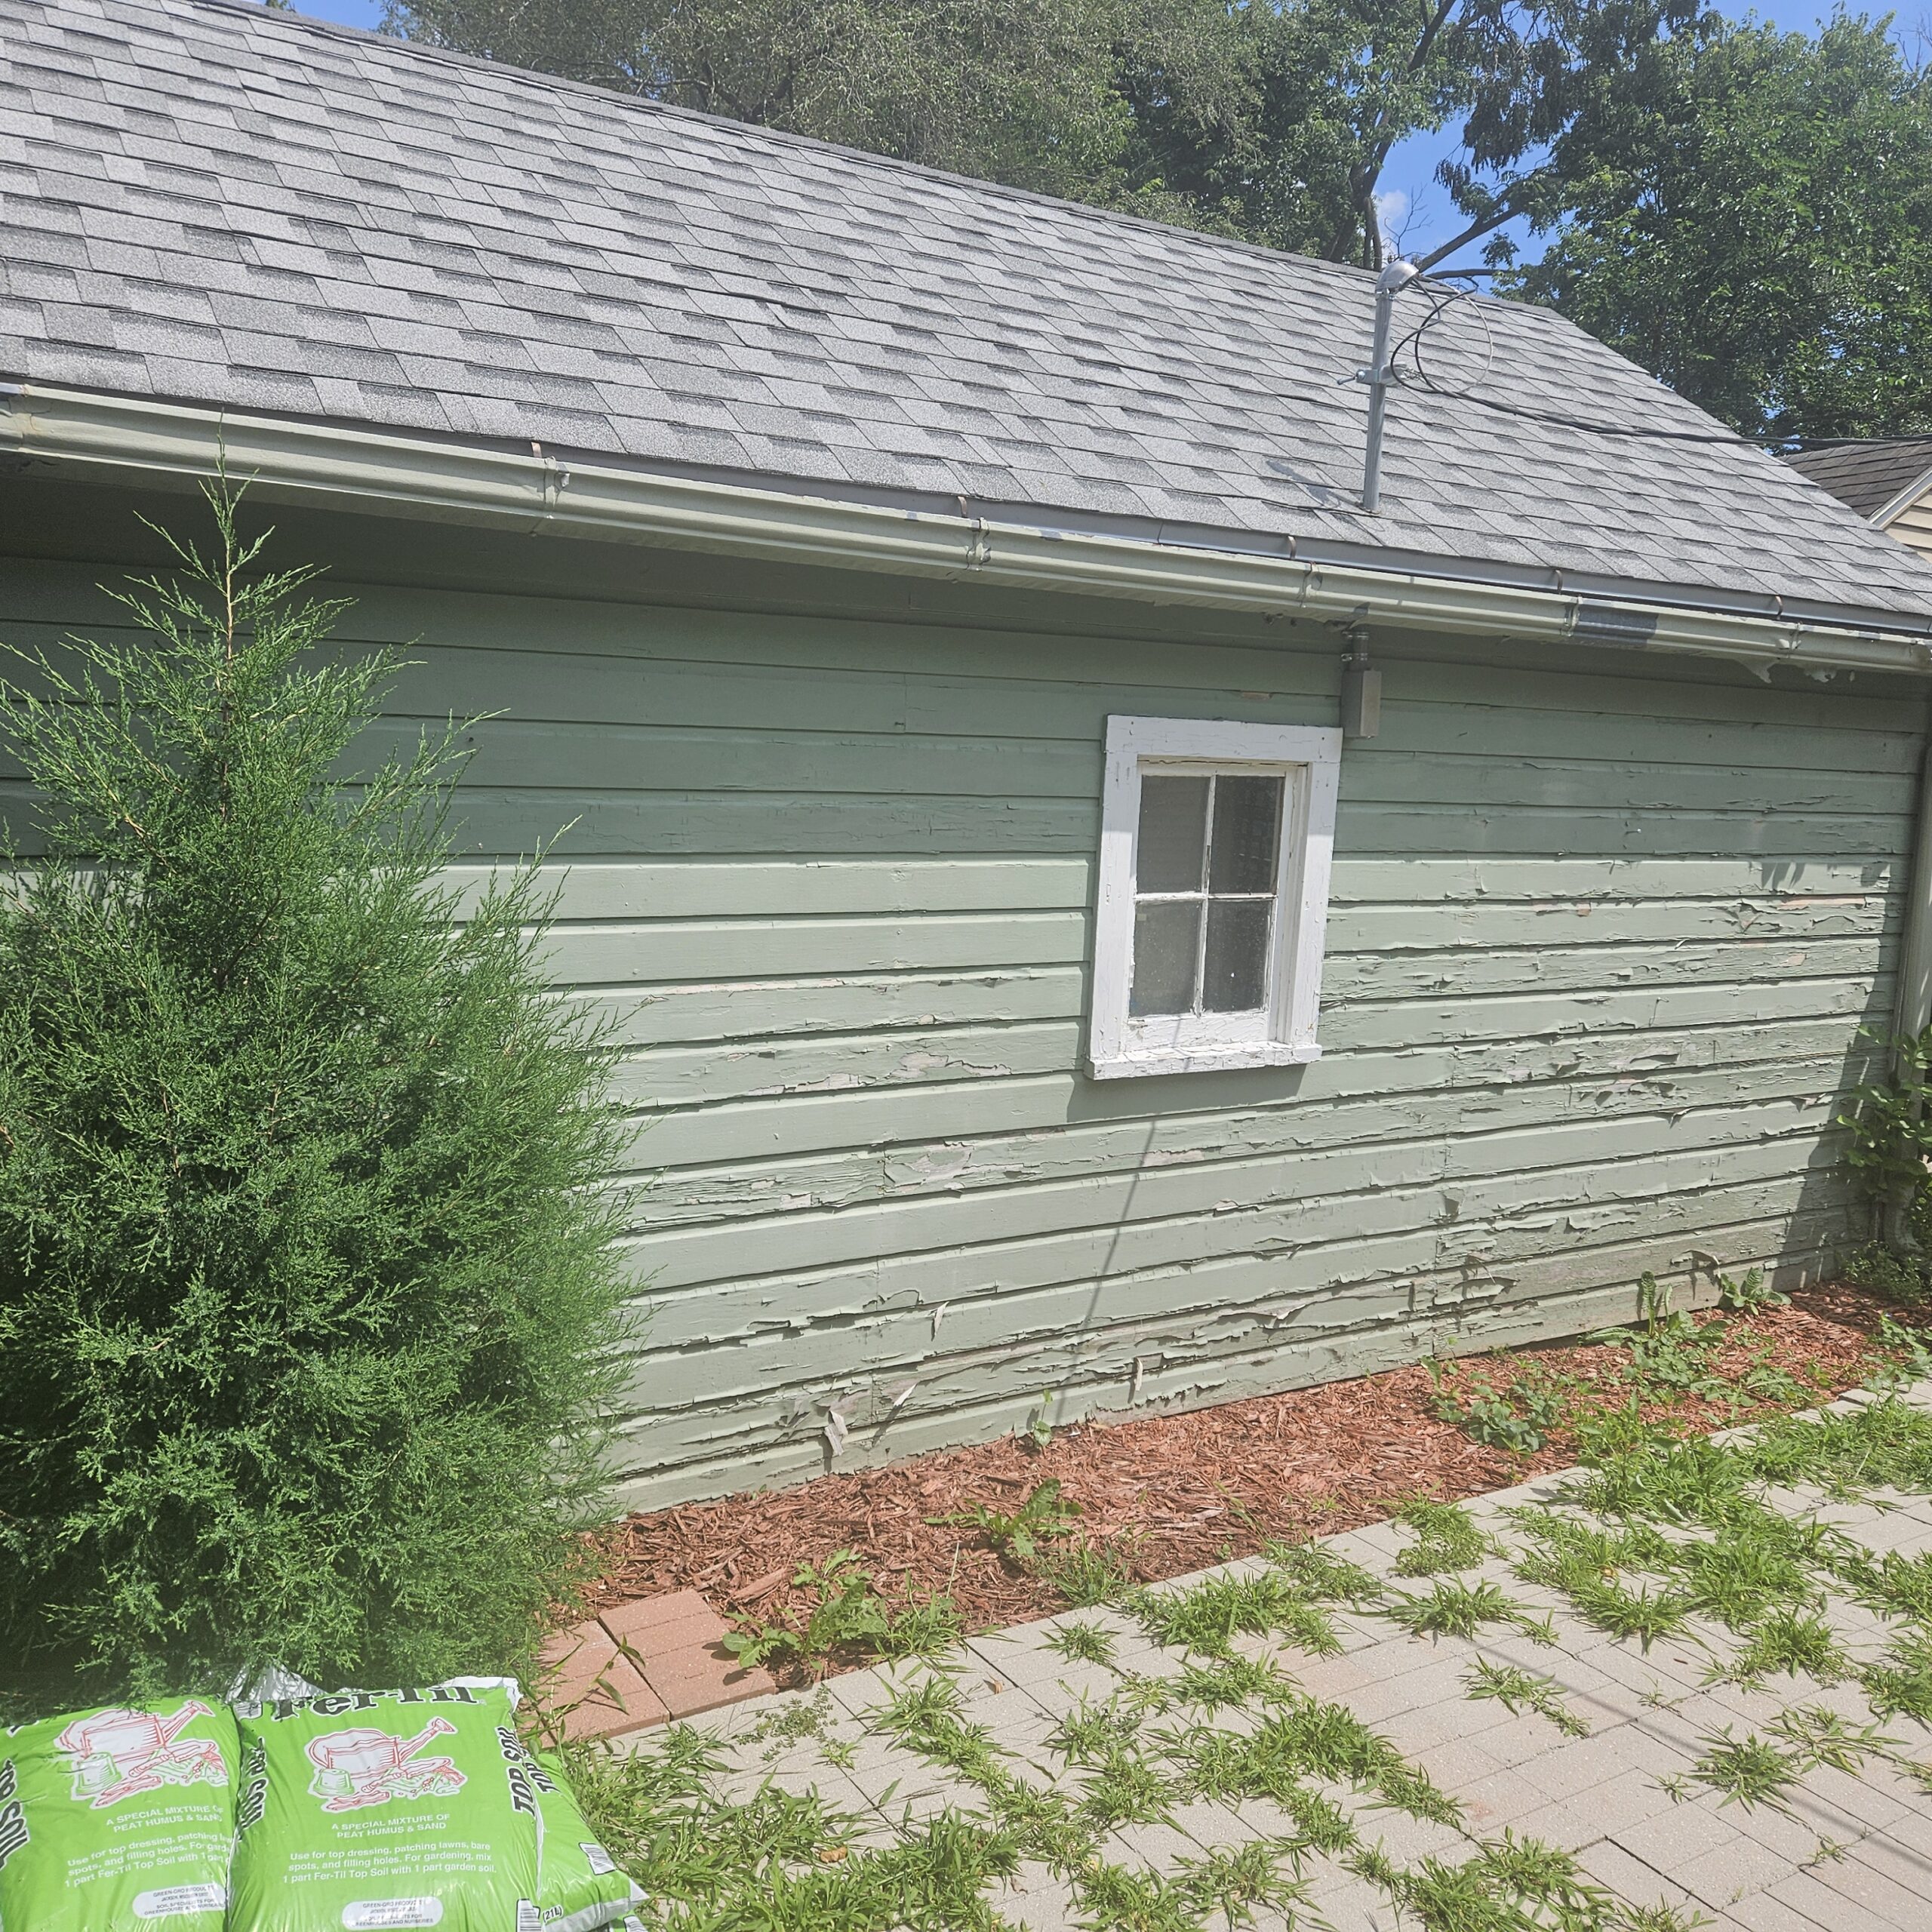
[[1131, 1570, 1342, 1660], [1742, 1397, 1932, 1498], [1036, 1537, 1135, 1607], [386, 0, 1932, 434], [1670, 1506, 1824, 1631], [1767, 1705, 1901, 1777], [1873, 1313, 1932, 1389], [1690, 1727, 1800, 1811], [1383, 1830, 1617, 1932], [387, 0, 1707, 275], [1844, 1239, 1932, 1312], [1726, 1608, 1850, 1687], [1430, 1261, 1835, 1467], [931, 1476, 1082, 1566], [1023, 1386, 1057, 1452], [1146, 1654, 1291, 1713], [1507, 14, 1932, 441], [1586, 1275, 1733, 1401], [583, 1355, 1932, 1932], [1432, 1364, 1568, 1454], [1832, 1546, 1932, 1627], [1179, 1692, 1460, 1826], [1263, 1537, 1385, 1606], [1393, 1497, 1490, 1576], [385, 0, 1149, 205], [721, 1550, 961, 1675], [565, 1724, 1026, 1925], [1859, 1626, 1932, 1726], [1169, 1839, 1318, 1928], [1462, 1660, 1590, 1737], [1044, 1619, 1118, 1667], [0, 491, 624, 1712], [1716, 1269, 1785, 1315], [1841, 1023, 1932, 1286], [1386, 1578, 1555, 1646], [1079, 1746, 1175, 1829]]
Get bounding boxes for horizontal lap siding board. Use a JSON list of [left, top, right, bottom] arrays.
[[0, 528, 1919, 1512], [1887, 493, 1932, 565]]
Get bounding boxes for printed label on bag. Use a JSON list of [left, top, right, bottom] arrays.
[[340, 1900, 445, 1928]]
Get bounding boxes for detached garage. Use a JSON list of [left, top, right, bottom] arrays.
[[6, 0, 1932, 1508]]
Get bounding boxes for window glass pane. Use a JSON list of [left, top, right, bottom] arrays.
[[1202, 899, 1272, 1012], [1136, 775, 1209, 894], [1130, 900, 1201, 1015], [1209, 774, 1283, 894]]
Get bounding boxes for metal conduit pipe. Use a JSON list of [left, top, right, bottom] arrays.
[[1358, 260, 1419, 514]]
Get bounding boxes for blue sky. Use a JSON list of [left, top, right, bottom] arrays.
[[291, 0, 1913, 269]]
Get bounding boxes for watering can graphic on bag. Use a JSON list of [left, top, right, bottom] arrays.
[[304, 1716, 466, 1812], [56, 1700, 229, 1809]]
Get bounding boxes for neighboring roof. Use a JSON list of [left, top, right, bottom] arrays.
[[1784, 439, 1932, 523], [5, 0, 1932, 631]]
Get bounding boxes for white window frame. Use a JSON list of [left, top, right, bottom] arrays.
[[1088, 715, 1342, 1080]]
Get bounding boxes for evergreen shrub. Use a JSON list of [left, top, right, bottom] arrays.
[[1843, 1023, 1932, 1309], [0, 491, 626, 1716]]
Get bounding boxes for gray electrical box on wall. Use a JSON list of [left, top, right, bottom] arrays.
[[1341, 649, 1381, 738]]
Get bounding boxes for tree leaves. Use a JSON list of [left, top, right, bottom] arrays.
[[1505, 14, 1932, 438], [0, 487, 626, 1713]]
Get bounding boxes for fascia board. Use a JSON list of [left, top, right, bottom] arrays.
[[5, 382, 1930, 678]]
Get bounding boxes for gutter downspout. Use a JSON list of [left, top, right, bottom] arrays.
[[1358, 260, 1419, 514]]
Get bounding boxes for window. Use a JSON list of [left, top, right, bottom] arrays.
[[1088, 716, 1342, 1079]]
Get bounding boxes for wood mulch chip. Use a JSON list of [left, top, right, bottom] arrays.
[[584, 1282, 1900, 1689]]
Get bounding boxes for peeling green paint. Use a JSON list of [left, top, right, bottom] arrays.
[[2, 484, 1921, 1512]]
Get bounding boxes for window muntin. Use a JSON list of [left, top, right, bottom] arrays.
[[1088, 717, 1342, 1079], [1128, 772, 1284, 1019]]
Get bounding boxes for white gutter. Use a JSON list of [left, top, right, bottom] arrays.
[[5, 383, 1930, 677]]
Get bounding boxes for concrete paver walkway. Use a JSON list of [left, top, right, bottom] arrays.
[[614, 1383, 1932, 1930]]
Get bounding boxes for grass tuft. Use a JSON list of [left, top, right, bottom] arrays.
[[1044, 1619, 1119, 1668], [1690, 1727, 1801, 1811], [1386, 1577, 1555, 1645], [1463, 1660, 1590, 1737], [1392, 1497, 1491, 1577], [1131, 1571, 1341, 1660]]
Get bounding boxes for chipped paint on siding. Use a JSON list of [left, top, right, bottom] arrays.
[[2, 523, 1920, 1512]]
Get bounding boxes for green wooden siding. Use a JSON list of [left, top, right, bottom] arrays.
[[1, 491, 1919, 1510]]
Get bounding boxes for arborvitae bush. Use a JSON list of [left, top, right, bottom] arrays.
[[0, 491, 626, 1716]]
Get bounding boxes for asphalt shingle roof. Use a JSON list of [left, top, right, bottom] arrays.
[[6, 0, 1932, 627], [1785, 438, 1932, 522]]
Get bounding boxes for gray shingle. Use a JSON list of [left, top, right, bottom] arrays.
[[1787, 439, 1932, 520], [4, 0, 1932, 626]]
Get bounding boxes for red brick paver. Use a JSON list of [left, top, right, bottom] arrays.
[[537, 1588, 775, 1741]]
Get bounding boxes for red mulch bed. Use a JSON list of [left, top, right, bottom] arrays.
[[584, 1283, 1904, 1681]]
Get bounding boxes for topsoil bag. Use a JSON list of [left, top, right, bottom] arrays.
[[227, 1678, 637, 1932], [0, 1697, 239, 1931], [503, 1737, 640, 1932]]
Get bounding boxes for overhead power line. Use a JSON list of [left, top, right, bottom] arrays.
[[1395, 272, 1932, 451]]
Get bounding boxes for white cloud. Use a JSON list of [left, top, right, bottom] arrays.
[[1373, 189, 1410, 248]]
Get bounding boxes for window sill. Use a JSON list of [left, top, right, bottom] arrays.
[[1085, 1042, 1323, 1081]]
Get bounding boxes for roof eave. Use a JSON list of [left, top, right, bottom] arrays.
[[6, 380, 1930, 676], [1874, 464, 1932, 531]]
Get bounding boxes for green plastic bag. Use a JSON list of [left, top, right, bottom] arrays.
[[0, 1697, 238, 1930], [227, 1679, 635, 1932], [506, 1738, 638, 1932]]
